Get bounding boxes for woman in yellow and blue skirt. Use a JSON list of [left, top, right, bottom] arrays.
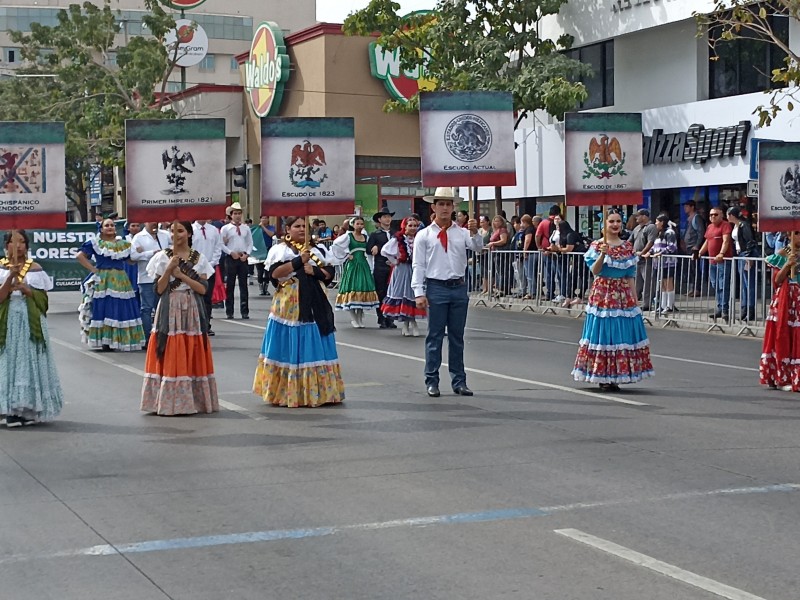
[[253, 217, 344, 408]]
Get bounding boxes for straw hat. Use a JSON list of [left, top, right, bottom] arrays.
[[423, 187, 463, 203], [226, 202, 243, 216]]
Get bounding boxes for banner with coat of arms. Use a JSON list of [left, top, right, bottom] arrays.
[[261, 117, 355, 216], [0, 122, 66, 230], [757, 142, 800, 232], [564, 112, 643, 206], [125, 119, 226, 223], [419, 91, 516, 187]]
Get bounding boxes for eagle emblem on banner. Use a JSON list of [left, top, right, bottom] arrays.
[[289, 140, 328, 189], [582, 134, 627, 180]]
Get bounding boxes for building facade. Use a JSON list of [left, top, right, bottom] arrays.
[[485, 0, 800, 237]]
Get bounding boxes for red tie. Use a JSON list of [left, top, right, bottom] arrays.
[[438, 226, 448, 252], [201, 225, 207, 239], [236, 225, 241, 236]]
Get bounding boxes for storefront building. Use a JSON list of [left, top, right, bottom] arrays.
[[485, 0, 800, 238]]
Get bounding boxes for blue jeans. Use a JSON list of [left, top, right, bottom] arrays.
[[139, 282, 156, 337], [737, 254, 757, 309], [542, 253, 556, 299], [425, 279, 469, 389], [709, 261, 731, 313], [524, 254, 538, 296]]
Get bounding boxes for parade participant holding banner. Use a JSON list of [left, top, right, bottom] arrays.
[[77, 218, 146, 352], [141, 221, 218, 416], [332, 216, 379, 328], [572, 209, 653, 390], [412, 187, 482, 398], [220, 202, 253, 320], [131, 222, 172, 342], [253, 216, 344, 408], [381, 214, 426, 336], [0, 230, 63, 427]]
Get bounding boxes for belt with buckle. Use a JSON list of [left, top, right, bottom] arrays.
[[427, 277, 465, 287]]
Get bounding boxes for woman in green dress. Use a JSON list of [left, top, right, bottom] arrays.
[[332, 216, 379, 328]]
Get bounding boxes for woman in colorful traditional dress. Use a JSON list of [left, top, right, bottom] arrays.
[[759, 233, 800, 390], [572, 209, 654, 391], [141, 221, 218, 415], [253, 216, 344, 408], [0, 230, 63, 427], [77, 218, 145, 351], [332, 216, 379, 328], [380, 215, 426, 336]]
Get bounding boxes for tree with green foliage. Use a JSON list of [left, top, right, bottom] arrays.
[[0, 0, 182, 220], [343, 0, 591, 127], [696, 0, 797, 127]]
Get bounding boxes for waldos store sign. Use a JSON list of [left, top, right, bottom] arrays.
[[368, 11, 436, 104], [643, 121, 751, 166], [245, 22, 290, 118]]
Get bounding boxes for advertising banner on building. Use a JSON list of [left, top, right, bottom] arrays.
[[125, 119, 226, 223], [261, 118, 355, 216], [758, 142, 800, 232], [419, 91, 516, 187], [0, 122, 66, 230], [565, 112, 643, 207]]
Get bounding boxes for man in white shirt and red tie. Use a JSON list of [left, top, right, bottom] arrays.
[[220, 202, 254, 320], [192, 219, 223, 335], [411, 187, 482, 397]]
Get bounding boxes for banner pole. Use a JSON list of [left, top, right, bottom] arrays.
[[793, 231, 796, 280], [602, 206, 607, 244], [469, 187, 475, 221]]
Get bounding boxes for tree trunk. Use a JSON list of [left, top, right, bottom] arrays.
[[494, 186, 502, 217]]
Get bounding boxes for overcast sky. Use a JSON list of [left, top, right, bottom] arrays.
[[316, 1, 436, 24]]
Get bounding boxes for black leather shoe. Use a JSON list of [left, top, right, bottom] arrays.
[[453, 386, 473, 396], [426, 385, 440, 397], [207, 329, 215, 337], [386, 321, 397, 329], [241, 315, 250, 320]]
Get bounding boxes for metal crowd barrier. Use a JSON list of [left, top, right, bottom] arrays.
[[470, 249, 771, 337]]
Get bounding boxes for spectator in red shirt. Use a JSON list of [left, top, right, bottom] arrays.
[[695, 207, 732, 320], [536, 205, 561, 300]]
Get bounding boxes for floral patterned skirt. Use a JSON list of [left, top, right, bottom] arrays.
[[572, 275, 653, 384], [760, 282, 800, 390], [254, 280, 345, 407], [141, 290, 218, 415]]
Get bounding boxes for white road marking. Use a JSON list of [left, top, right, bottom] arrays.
[[466, 327, 759, 372], [50, 337, 265, 420], [554, 528, 768, 600], [220, 320, 648, 406]]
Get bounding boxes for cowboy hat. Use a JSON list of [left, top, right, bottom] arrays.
[[372, 208, 395, 222], [423, 187, 463, 203], [226, 202, 243, 216]]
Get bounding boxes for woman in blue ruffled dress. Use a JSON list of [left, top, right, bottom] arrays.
[[77, 218, 145, 351], [572, 209, 653, 391], [0, 230, 63, 427]]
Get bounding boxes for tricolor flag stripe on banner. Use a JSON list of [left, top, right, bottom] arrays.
[[0, 121, 66, 230], [125, 118, 226, 223], [758, 141, 800, 232], [261, 117, 355, 217], [420, 91, 517, 187], [565, 112, 643, 207]]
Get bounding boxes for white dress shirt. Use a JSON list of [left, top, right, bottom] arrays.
[[411, 222, 483, 297], [192, 222, 223, 267], [130, 229, 173, 284], [221, 222, 254, 256]]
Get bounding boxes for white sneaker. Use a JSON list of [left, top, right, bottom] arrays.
[[410, 320, 420, 337], [553, 295, 565, 303], [401, 322, 410, 336]]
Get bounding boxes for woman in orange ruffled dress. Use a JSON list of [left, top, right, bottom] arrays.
[[140, 221, 218, 415]]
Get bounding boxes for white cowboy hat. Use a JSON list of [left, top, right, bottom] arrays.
[[226, 202, 243, 215], [423, 187, 463, 203]]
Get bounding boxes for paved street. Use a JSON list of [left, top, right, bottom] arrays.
[[2, 288, 797, 600]]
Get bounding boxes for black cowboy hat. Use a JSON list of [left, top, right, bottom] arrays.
[[372, 208, 395, 222]]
